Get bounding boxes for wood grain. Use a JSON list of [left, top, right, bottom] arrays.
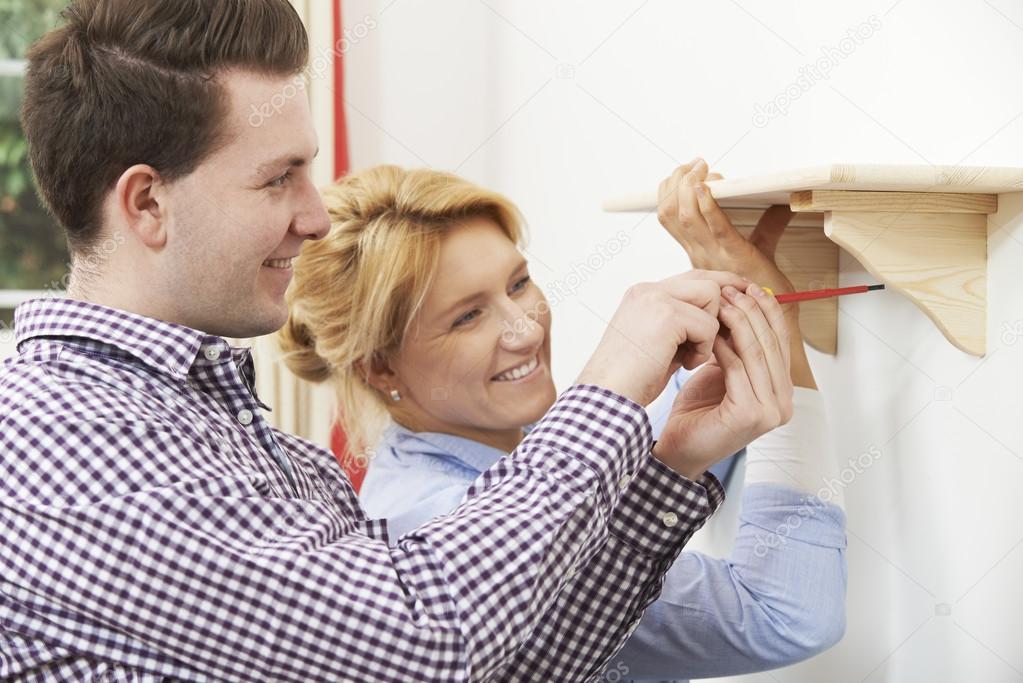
[[604, 164, 1023, 212], [825, 211, 987, 356], [790, 190, 998, 214]]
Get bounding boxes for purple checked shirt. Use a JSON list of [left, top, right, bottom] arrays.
[[0, 297, 724, 682]]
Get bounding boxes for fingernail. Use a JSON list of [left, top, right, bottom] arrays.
[[722, 285, 738, 299], [749, 283, 765, 297], [695, 184, 705, 198]]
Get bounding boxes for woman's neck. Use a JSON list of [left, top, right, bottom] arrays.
[[391, 411, 525, 454]]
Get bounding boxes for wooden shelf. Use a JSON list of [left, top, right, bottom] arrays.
[[603, 164, 1023, 356]]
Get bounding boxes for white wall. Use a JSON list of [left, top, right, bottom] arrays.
[[341, 0, 1023, 680]]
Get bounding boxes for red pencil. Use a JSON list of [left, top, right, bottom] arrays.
[[763, 284, 886, 304]]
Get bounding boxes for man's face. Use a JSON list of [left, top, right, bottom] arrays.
[[159, 70, 330, 338]]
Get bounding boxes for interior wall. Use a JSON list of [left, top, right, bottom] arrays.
[[339, 1, 1023, 681]]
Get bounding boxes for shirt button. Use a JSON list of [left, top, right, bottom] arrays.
[[204, 346, 222, 361], [618, 474, 632, 490], [661, 512, 679, 528], [237, 409, 254, 426]]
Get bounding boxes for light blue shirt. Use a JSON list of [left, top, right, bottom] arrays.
[[361, 370, 847, 682]]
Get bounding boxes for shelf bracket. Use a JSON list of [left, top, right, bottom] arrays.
[[789, 190, 994, 356]]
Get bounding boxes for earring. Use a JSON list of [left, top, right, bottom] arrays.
[[389, 388, 402, 402]]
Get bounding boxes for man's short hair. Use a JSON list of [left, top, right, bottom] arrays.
[[20, 0, 310, 255]]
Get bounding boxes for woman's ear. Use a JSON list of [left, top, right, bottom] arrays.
[[359, 351, 398, 395]]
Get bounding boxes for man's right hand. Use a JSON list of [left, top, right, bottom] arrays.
[[575, 269, 750, 408]]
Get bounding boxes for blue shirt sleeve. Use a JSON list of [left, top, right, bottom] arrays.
[[362, 373, 848, 682], [610, 483, 848, 681]]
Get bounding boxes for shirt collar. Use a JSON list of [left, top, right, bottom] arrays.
[[13, 296, 228, 380], [384, 421, 538, 475]]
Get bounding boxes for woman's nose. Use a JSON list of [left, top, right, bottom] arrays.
[[499, 303, 544, 351]]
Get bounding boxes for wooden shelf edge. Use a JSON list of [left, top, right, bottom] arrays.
[[603, 166, 1023, 356]]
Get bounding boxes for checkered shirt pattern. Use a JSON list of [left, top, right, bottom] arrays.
[[0, 297, 722, 682]]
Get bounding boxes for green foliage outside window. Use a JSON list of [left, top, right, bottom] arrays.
[[1, 0, 74, 293]]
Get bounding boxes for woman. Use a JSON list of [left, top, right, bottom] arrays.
[[279, 164, 847, 682]]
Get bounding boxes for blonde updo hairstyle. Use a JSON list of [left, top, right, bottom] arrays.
[[278, 165, 525, 457]]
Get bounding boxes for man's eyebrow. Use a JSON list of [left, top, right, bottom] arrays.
[[252, 147, 319, 179]]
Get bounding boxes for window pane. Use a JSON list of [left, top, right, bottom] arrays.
[[1, 74, 68, 290], [1, 0, 73, 292], [0, 0, 69, 60]]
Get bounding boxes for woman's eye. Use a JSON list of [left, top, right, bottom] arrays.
[[268, 170, 292, 188], [510, 275, 531, 293], [452, 309, 481, 328]]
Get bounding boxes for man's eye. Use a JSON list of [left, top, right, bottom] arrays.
[[510, 275, 531, 293], [268, 171, 293, 188], [452, 309, 481, 328]]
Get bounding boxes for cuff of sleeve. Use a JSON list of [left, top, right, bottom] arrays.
[[740, 483, 847, 548], [608, 455, 725, 558], [511, 383, 654, 507]]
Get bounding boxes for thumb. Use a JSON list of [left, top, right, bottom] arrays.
[[749, 205, 793, 260]]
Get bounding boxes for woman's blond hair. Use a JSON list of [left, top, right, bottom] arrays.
[[277, 165, 525, 460]]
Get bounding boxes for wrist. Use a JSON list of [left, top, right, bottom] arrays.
[[652, 440, 707, 481]]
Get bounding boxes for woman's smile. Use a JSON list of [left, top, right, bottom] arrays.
[[491, 352, 543, 383]]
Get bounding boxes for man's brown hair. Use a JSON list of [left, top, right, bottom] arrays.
[[20, 0, 309, 255]]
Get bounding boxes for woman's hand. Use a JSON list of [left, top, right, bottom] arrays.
[[653, 282, 794, 480], [657, 158, 798, 302], [657, 158, 818, 390]]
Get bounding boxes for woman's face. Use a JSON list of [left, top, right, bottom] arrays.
[[386, 217, 556, 450]]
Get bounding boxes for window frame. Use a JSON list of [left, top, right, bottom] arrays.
[[0, 59, 27, 77]]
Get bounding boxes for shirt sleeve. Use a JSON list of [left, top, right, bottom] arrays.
[[605, 389, 849, 680], [0, 384, 669, 682], [744, 387, 846, 508], [485, 457, 725, 682]]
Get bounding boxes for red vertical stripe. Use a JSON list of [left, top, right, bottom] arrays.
[[329, 0, 356, 487], [332, 0, 350, 180]]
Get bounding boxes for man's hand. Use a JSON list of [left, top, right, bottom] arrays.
[[576, 270, 750, 408], [653, 282, 794, 479]]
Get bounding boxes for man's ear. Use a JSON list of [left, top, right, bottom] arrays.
[[358, 351, 399, 395], [114, 164, 167, 249]]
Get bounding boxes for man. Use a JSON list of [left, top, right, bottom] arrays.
[[0, 1, 792, 680]]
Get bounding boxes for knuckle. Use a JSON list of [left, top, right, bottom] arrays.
[[626, 282, 651, 299], [657, 204, 672, 224], [732, 294, 756, 312]]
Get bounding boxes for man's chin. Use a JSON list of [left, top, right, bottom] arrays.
[[220, 301, 289, 340]]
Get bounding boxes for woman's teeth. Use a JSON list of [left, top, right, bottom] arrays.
[[263, 257, 295, 269], [493, 355, 539, 382]]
